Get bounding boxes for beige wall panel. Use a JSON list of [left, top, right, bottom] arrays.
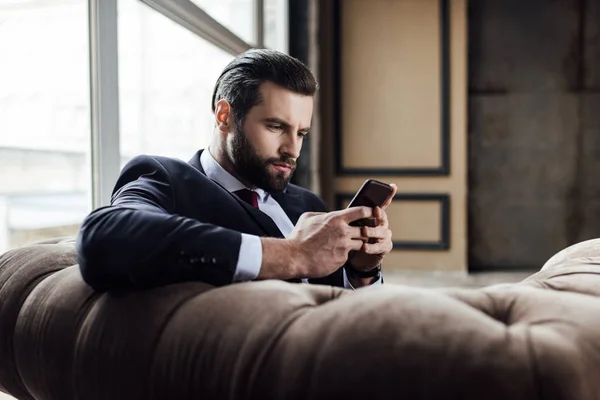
[[446, 0, 468, 270], [341, 0, 441, 169], [448, 0, 467, 272], [383, 251, 461, 272], [341, 198, 441, 242], [333, 0, 467, 272], [388, 201, 441, 242], [336, 177, 455, 194]]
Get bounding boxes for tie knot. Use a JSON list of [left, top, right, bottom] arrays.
[[235, 189, 259, 209]]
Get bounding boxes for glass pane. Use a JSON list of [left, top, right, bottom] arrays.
[[264, 0, 288, 52], [118, 0, 234, 164], [191, 0, 255, 45], [0, 0, 91, 254]]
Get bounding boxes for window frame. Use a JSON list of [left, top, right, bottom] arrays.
[[89, 0, 278, 207]]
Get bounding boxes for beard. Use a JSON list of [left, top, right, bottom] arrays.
[[229, 127, 296, 192]]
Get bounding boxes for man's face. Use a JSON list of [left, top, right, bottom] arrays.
[[227, 81, 313, 192]]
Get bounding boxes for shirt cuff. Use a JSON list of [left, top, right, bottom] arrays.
[[343, 268, 383, 290], [233, 233, 262, 282]]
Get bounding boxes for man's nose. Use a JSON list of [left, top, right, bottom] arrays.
[[280, 133, 302, 159]]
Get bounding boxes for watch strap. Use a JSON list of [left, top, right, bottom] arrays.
[[344, 263, 382, 279]]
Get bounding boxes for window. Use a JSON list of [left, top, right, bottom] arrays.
[[190, 0, 255, 45], [0, 0, 91, 254], [0, 0, 288, 255], [118, 0, 235, 164], [264, 0, 288, 52]]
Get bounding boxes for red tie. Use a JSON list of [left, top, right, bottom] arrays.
[[235, 189, 259, 209]]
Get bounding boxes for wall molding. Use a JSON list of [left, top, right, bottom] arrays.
[[333, 0, 451, 176], [335, 192, 451, 250]]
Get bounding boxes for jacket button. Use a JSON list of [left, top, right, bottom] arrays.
[[211, 257, 218, 264], [188, 254, 203, 264], [200, 256, 207, 264]]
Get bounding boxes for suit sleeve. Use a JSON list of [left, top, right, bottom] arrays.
[[76, 156, 243, 290]]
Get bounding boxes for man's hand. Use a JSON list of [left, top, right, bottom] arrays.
[[348, 206, 393, 271], [347, 183, 397, 287], [258, 184, 396, 282], [286, 206, 375, 279]]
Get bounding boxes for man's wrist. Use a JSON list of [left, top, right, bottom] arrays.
[[285, 238, 304, 278], [345, 263, 382, 279], [349, 275, 379, 288], [259, 237, 303, 280]]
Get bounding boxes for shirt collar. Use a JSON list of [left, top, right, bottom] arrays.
[[200, 148, 269, 201]]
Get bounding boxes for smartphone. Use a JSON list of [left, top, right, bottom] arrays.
[[346, 179, 394, 226]]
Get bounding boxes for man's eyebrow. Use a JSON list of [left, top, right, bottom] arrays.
[[264, 117, 311, 132], [264, 117, 290, 127]]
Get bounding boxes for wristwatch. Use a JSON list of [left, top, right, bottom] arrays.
[[344, 263, 382, 279]]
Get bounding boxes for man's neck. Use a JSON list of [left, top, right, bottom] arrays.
[[208, 141, 256, 189]]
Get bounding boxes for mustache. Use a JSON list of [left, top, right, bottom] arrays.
[[266, 157, 297, 169]]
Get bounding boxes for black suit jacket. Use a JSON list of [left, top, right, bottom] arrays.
[[76, 150, 344, 290]]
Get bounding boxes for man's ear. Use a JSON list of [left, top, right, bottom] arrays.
[[214, 99, 232, 133]]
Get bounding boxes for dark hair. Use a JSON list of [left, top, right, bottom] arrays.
[[211, 49, 319, 127]]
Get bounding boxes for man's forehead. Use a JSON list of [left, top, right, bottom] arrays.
[[258, 81, 298, 96], [254, 82, 313, 120]]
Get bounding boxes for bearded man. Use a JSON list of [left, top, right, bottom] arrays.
[[76, 49, 396, 291]]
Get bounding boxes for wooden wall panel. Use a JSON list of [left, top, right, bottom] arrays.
[[331, 0, 467, 271], [340, 0, 442, 170]]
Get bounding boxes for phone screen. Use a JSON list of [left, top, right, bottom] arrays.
[[347, 179, 393, 226]]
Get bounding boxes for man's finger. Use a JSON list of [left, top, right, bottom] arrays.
[[302, 211, 324, 219], [348, 238, 366, 251], [374, 206, 382, 220], [382, 184, 397, 209], [362, 239, 393, 255], [346, 226, 363, 239], [336, 206, 373, 223], [375, 207, 389, 228], [361, 225, 388, 239]]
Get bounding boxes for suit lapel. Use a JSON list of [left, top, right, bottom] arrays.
[[242, 204, 285, 238], [270, 190, 306, 225], [188, 150, 285, 238], [270, 190, 305, 284]]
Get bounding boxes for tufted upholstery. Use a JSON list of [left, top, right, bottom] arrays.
[[2, 238, 600, 399]]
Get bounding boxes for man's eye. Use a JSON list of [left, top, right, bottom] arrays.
[[298, 132, 308, 138], [267, 124, 283, 131]]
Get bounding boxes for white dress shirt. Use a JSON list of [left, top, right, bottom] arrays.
[[200, 149, 381, 289]]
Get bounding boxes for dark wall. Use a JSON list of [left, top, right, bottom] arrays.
[[288, 0, 312, 189], [468, 0, 600, 269]]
